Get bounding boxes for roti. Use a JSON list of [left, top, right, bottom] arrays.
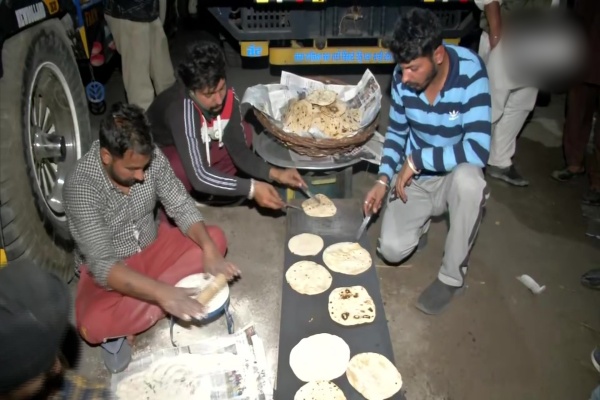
[[289, 333, 351, 382], [328, 286, 376, 326], [346, 353, 403, 400], [284, 99, 314, 134], [313, 114, 341, 137], [284, 93, 363, 137], [301, 194, 337, 218], [288, 233, 324, 256], [322, 242, 372, 275], [285, 113, 313, 134], [294, 381, 346, 400], [285, 261, 332, 295], [346, 108, 362, 123], [321, 99, 347, 117], [339, 113, 361, 136], [284, 99, 312, 122], [306, 89, 337, 106]]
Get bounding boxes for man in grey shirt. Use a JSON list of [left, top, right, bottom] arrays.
[[63, 103, 239, 372]]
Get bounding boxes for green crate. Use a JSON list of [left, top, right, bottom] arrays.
[[275, 166, 353, 202]]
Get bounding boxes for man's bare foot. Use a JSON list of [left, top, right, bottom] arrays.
[[126, 335, 136, 346]]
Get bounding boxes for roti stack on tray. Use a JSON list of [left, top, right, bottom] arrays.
[[282, 89, 362, 138]]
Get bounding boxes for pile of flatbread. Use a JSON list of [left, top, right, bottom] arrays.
[[283, 89, 362, 138]]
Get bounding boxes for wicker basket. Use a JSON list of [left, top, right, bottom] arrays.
[[253, 76, 379, 158]]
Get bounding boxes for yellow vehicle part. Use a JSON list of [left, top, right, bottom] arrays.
[[0, 249, 7, 267], [240, 39, 461, 66], [79, 26, 90, 59]]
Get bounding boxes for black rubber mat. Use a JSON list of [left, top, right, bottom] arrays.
[[275, 201, 405, 399]]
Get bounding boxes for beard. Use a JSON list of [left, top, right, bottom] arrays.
[[208, 102, 224, 115], [107, 164, 137, 187], [406, 63, 438, 92]]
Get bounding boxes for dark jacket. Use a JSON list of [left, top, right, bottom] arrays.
[[104, 0, 159, 23], [148, 81, 272, 197]]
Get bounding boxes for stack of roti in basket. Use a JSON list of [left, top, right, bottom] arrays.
[[283, 89, 362, 138]]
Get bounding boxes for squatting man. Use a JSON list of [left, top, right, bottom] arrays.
[[364, 8, 492, 315]]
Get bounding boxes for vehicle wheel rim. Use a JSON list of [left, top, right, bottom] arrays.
[[27, 62, 81, 222]]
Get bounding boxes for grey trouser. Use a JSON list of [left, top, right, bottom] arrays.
[[105, 15, 175, 111], [378, 164, 489, 287], [479, 32, 538, 168]]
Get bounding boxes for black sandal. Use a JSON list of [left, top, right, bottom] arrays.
[[551, 167, 585, 182]]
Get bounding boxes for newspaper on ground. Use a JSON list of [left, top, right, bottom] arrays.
[[241, 69, 382, 139], [111, 324, 273, 400]]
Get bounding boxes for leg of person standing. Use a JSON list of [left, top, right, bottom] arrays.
[[486, 86, 538, 186], [105, 16, 156, 110], [480, 32, 537, 186], [583, 86, 600, 205], [149, 18, 176, 96], [552, 84, 597, 183], [158, 0, 167, 23]]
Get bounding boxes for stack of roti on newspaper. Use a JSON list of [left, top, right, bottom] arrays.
[[282, 89, 362, 138]]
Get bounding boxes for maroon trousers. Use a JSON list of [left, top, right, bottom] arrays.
[[563, 83, 600, 188], [76, 223, 227, 345]]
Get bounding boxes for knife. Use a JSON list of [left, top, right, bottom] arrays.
[[355, 213, 373, 241], [301, 186, 318, 200], [284, 203, 302, 211], [355, 185, 391, 240]]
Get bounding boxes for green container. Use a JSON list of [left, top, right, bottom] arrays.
[[275, 166, 353, 202]]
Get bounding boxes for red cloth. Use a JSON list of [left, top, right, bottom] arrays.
[[76, 223, 227, 345], [161, 121, 254, 194]]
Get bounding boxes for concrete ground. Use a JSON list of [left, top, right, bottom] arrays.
[[69, 28, 600, 399]]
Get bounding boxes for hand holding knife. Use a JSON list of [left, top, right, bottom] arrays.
[[357, 177, 391, 240], [355, 212, 373, 241]]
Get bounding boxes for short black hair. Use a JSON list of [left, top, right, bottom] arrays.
[[99, 102, 154, 158], [390, 8, 443, 64], [178, 41, 227, 92]]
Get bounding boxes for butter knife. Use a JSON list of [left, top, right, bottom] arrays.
[[301, 187, 317, 200], [284, 203, 302, 211], [355, 213, 373, 241]]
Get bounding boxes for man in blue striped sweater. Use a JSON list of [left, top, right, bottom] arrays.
[[364, 8, 492, 315]]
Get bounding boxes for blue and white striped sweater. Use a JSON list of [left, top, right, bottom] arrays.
[[379, 44, 492, 180]]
